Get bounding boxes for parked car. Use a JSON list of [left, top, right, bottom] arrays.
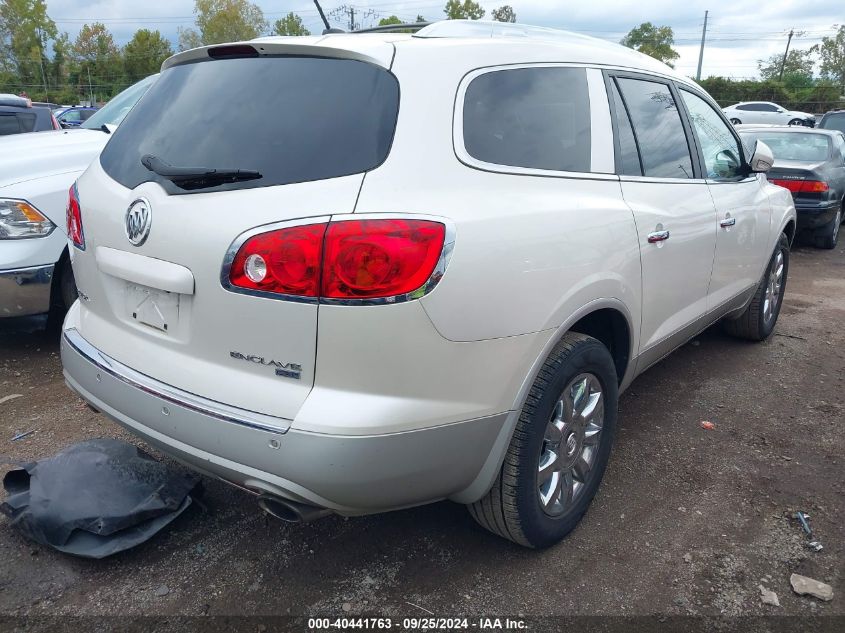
[[818, 109, 845, 135], [0, 94, 59, 135], [723, 101, 815, 127], [61, 21, 795, 548], [54, 106, 99, 128], [0, 75, 157, 319], [739, 125, 845, 249]]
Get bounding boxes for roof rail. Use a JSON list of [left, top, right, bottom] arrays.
[[413, 19, 590, 42], [353, 21, 431, 34]]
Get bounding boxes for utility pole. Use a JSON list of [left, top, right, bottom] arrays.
[[779, 29, 794, 81], [86, 66, 94, 106], [36, 28, 49, 103], [349, 6, 355, 30], [695, 10, 708, 81]]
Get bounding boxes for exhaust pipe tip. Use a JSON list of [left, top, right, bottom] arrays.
[[258, 495, 332, 524]]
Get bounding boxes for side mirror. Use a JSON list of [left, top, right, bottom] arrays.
[[748, 140, 773, 173]]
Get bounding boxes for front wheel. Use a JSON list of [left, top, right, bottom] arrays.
[[468, 332, 618, 548], [729, 118, 741, 125], [723, 233, 789, 341], [788, 118, 805, 126]]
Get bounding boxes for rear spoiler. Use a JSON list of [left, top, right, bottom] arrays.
[[162, 36, 396, 71]]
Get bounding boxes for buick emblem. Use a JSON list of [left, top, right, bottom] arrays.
[[125, 198, 151, 246]]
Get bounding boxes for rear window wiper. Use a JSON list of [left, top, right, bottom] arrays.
[[141, 154, 262, 189]]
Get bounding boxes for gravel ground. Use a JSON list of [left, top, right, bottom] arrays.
[[0, 243, 842, 629]]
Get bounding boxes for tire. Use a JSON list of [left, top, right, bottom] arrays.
[[49, 255, 77, 320], [814, 208, 841, 250], [723, 233, 789, 341], [468, 332, 618, 548], [788, 118, 805, 126], [729, 118, 741, 125]]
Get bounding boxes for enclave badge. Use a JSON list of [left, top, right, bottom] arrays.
[[125, 198, 152, 246], [229, 351, 302, 380]]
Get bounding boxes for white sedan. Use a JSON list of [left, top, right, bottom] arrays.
[[0, 75, 155, 320], [722, 101, 815, 127]]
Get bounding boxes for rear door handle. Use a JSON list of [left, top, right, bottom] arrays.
[[720, 217, 737, 228], [647, 230, 670, 243]]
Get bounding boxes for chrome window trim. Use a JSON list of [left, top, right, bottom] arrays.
[[453, 63, 617, 181], [63, 328, 290, 434], [219, 213, 456, 306]]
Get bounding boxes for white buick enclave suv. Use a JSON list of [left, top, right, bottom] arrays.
[[61, 21, 796, 547]]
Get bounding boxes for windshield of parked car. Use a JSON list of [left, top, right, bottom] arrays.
[[81, 74, 157, 130], [821, 113, 845, 134], [99, 57, 400, 194], [740, 131, 831, 162]]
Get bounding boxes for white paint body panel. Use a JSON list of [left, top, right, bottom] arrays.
[[62, 29, 798, 512]]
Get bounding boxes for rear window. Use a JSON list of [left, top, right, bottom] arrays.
[[100, 56, 400, 194], [462, 67, 591, 173], [820, 112, 845, 134], [741, 132, 831, 162]]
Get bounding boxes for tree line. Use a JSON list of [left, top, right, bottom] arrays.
[[1, 0, 842, 112]]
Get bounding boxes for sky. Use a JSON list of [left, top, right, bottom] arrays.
[[44, 0, 843, 79]]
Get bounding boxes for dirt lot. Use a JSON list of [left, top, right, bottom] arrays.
[[0, 243, 842, 628]]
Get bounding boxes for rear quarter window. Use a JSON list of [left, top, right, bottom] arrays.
[[99, 56, 400, 194], [461, 66, 591, 173]]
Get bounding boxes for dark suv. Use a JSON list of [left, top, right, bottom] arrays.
[[0, 95, 58, 135], [818, 110, 845, 135]]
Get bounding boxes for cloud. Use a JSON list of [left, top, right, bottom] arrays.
[[45, 0, 842, 78]]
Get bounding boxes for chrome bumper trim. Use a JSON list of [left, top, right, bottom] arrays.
[[0, 264, 54, 317], [62, 328, 290, 434]]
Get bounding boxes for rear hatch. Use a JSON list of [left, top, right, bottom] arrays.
[[71, 44, 399, 424]]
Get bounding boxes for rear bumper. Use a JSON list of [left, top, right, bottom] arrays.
[[0, 264, 54, 317], [61, 326, 506, 514], [795, 200, 840, 230]]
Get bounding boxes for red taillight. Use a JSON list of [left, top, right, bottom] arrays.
[[66, 183, 85, 249], [229, 223, 327, 297], [51, 114, 60, 130], [227, 219, 447, 301], [322, 220, 445, 299], [770, 178, 829, 193]]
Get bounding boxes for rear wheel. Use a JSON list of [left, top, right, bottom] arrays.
[[468, 332, 618, 548], [723, 234, 789, 341], [814, 209, 841, 250]]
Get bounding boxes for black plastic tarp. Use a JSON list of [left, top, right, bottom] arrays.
[[1, 439, 198, 558]]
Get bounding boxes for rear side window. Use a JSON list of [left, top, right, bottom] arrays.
[[17, 112, 37, 132], [100, 56, 400, 194], [462, 67, 591, 173], [0, 114, 21, 135], [821, 113, 845, 134], [616, 78, 694, 179]]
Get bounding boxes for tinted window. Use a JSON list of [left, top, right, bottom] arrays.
[[616, 78, 694, 179], [463, 67, 591, 172], [820, 112, 845, 134], [760, 104, 779, 112], [735, 104, 752, 111], [834, 135, 845, 162], [0, 114, 21, 135], [101, 58, 399, 194], [80, 109, 96, 121], [681, 90, 743, 179], [740, 132, 831, 162], [609, 80, 641, 176]]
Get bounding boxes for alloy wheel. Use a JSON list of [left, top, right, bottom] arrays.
[[538, 373, 605, 517], [763, 250, 785, 324]]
